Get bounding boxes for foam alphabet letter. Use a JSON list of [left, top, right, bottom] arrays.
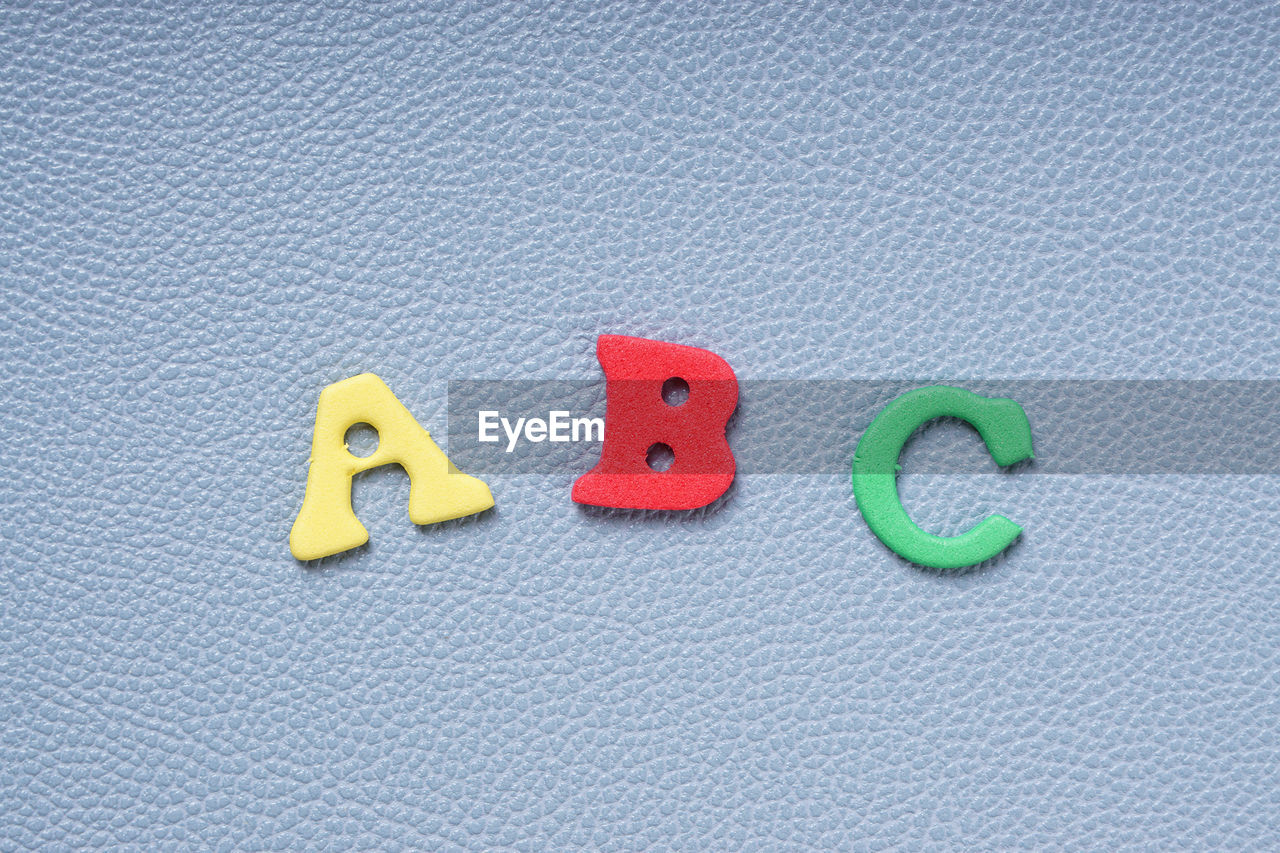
[[852, 385, 1033, 569], [573, 335, 738, 510], [290, 373, 494, 560]]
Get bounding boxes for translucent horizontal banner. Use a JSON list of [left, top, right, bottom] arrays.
[[446, 380, 1280, 475]]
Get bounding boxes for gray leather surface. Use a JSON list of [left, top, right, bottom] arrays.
[[3, 1, 1280, 849]]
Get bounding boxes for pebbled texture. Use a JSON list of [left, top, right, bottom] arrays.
[[3, 1, 1280, 849]]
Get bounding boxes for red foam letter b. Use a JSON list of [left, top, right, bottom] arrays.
[[572, 335, 738, 510]]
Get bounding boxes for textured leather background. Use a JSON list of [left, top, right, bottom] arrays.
[[4, 1, 1280, 849]]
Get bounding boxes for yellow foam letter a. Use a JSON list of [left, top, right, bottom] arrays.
[[290, 373, 493, 560]]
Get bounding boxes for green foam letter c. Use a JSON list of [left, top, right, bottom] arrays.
[[852, 386, 1033, 569]]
